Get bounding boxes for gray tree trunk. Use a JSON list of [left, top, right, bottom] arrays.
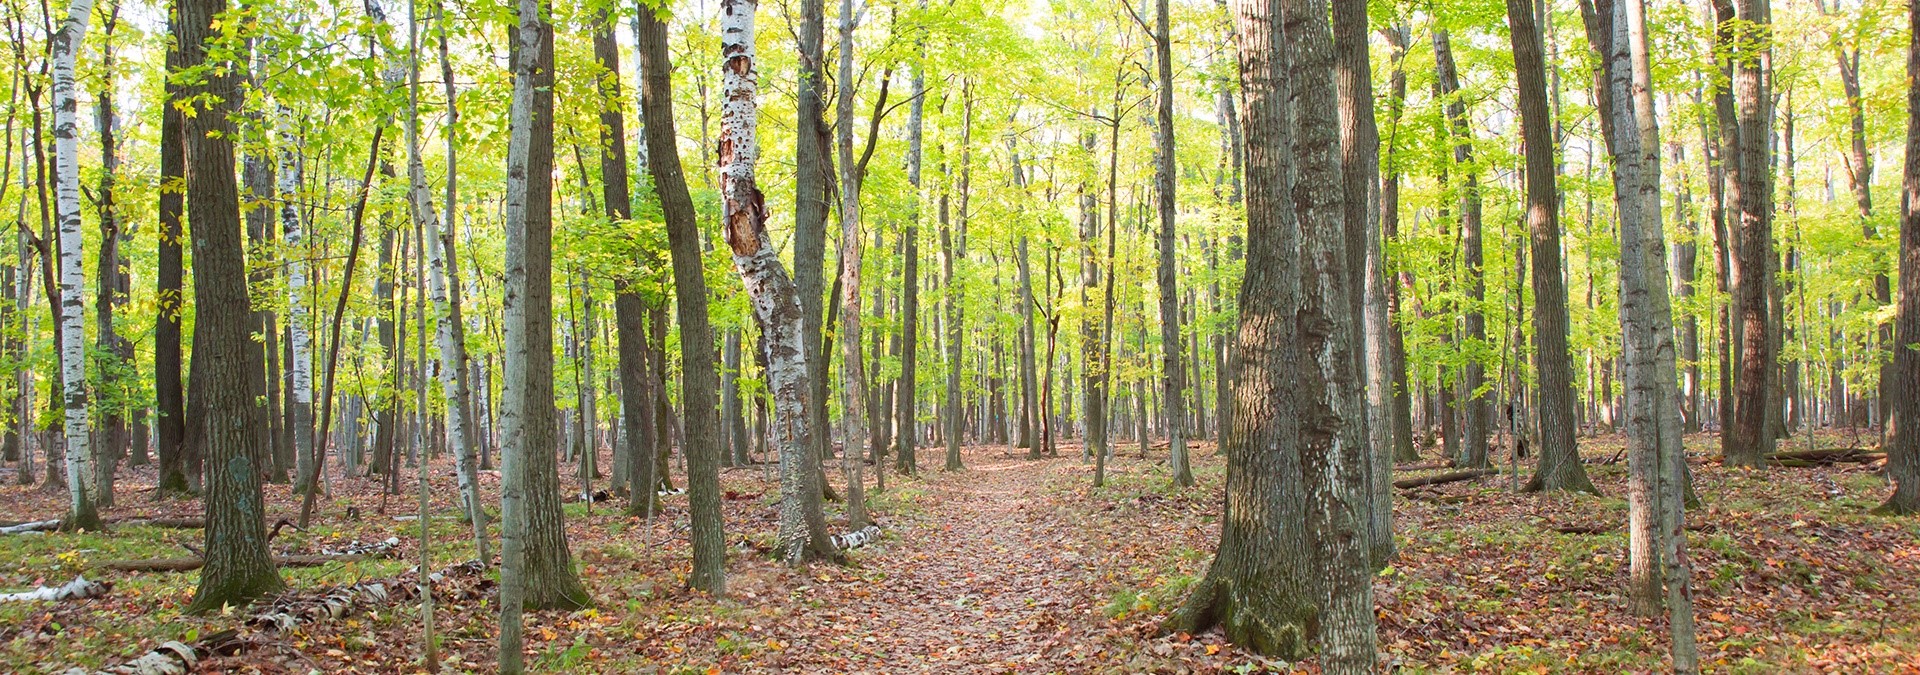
[[1152, 0, 1190, 487], [496, 1, 592, 668]]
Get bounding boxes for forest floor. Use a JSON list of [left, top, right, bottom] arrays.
[[2, 432, 1919, 673]]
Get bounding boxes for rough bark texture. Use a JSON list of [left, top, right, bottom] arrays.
[[792, 0, 833, 478], [1587, 1, 1700, 666], [1169, 0, 1371, 665], [712, 0, 837, 565], [1881, 0, 1920, 516], [1432, 30, 1490, 470], [1278, 0, 1379, 666], [179, 0, 284, 612], [635, 4, 730, 586], [1152, 0, 1190, 487], [496, 4, 591, 670], [1331, 0, 1390, 568], [1511, 0, 1597, 495], [1722, 0, 1774, 469]]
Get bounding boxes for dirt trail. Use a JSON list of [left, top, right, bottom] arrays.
[[775, 447, 1110, 674]]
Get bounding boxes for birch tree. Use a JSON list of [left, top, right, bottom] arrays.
[[51, 0, 100, 532], [715, 0, 839, 563], [412, 0, 484, 562], [279, 115, 314, 498]]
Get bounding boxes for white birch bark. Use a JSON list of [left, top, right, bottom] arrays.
[[718, 0, 836, 561], [409, 47, 486, 566], [279, 119, 315, 497], [52, 0, 99, 529]]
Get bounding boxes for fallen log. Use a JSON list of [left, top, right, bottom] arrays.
[[0, 576, 110, 603], [1762, 447, 1885, 467], [248, 560, 488, 631], [1393, 461, 1454, 472], [1551, 522, 1715, 535], [101, 537, 402, 573], [66, 563, 487, 674], [1, 516, 206, 535], [1393, 469, 1499, 490], [0, 519, 62, 535], [60, 629, 243, 675], [831, 524, 883, 550]]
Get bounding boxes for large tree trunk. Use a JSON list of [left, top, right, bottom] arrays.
[[91, 4, 132, 503], [1331, 0, 1389, 568], [1278, 0, 1377, 665], [52, 0, 101, 532], [709, 0, 834, 565], [1432, 30, 1490, 470], [178, 0, 284, 612], [1169, 0, 1377, 667], [1721, 0, 1774, 468], [1511, 0, 1597, 495], [1152, 0, 1190, 487], [1880, 0, 1920, 516], [496, 2, 591, 669]]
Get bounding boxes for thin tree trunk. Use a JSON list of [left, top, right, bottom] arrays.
[[496, 1, 591, 668], [1332, 0, 1390, 567], [417, 0, 485, 563], [1433, 29, 1490, 470], [1152, 0, 1190, 487], [834, 0, 870, 528], [1512, 0, 1597, 495], [1382, 22, 1418, 465]]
